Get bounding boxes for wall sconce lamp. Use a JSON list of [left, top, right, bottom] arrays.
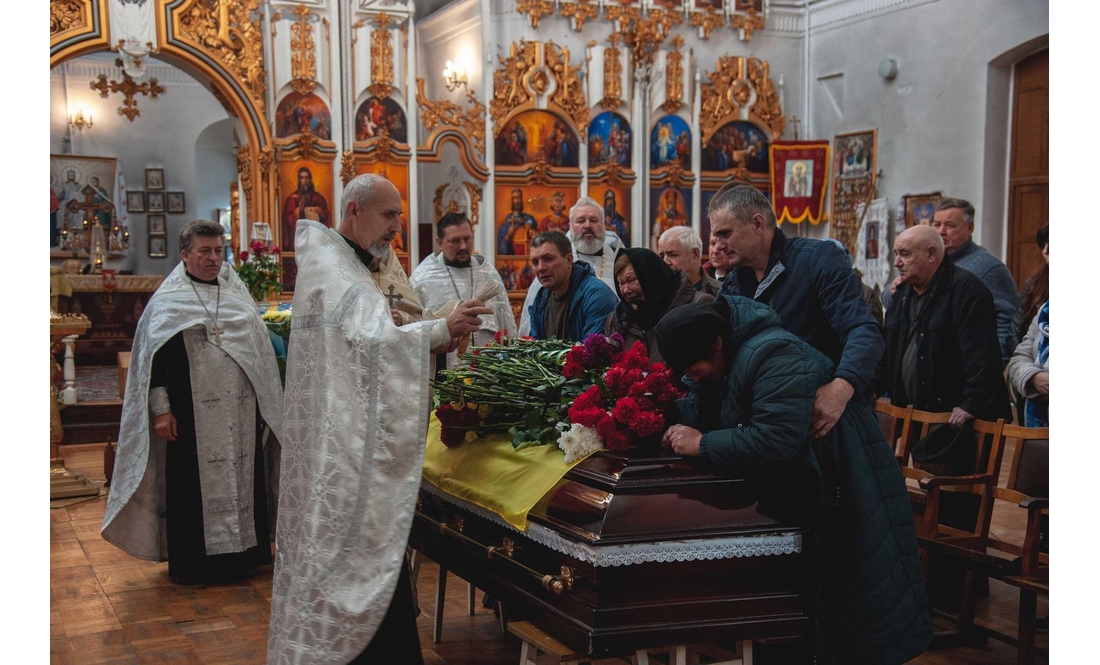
[[70, 107, 93, 130], [443, 60, 468, 92]]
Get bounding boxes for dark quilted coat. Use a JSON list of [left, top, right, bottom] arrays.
[[677, 296, 931, 665]]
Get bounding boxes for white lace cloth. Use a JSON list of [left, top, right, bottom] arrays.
[[420, 481, 802, 568]]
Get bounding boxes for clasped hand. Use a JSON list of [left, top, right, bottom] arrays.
[[445, 299, 493, 338], [662, 424, 702, 457]]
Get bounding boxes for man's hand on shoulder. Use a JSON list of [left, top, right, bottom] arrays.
[[811, 378, 855, 438], [889, 275, 903, 296], [153, 413, 178, 441], [1028, 371, 1049, 397]]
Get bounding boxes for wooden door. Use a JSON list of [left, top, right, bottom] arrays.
[[1006, 49, 1049, 289]]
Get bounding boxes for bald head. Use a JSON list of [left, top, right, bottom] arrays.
[[893, 225, 944, 293]]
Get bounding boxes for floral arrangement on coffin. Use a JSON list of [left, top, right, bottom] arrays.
[[558, 337, 681, 462], [433, 331, 682, 463], [260, 303, 292, 383], [236, 241, 281, 301], [434, 332, 578, 448]]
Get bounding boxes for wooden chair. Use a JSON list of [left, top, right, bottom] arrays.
[[872, 399, 913, 466], [919, 423, 1049, 663]]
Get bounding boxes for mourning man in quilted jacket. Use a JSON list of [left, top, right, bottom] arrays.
[[657, 296, 931, 665]]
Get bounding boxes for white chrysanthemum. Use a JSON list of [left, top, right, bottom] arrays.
[[557, 423, 604, 463]]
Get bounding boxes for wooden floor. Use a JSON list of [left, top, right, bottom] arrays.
[[51, 443, 1046, 664]]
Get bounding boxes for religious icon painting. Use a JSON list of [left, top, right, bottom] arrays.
[[496, 258, 536, 293], [650, 115, 692, 171], [701, 120, 770, 173], [735, 0, 765, 11], [126, 191, 145, 213], [279, 158, 335, 252], [588, 111, 632, 168], [770, 140, 830, 225], [830, 129, 877, 257], [145, 168, 164, 190], [649, 186, 693, 250], [354, 96, 408, 144], [167, 192, 185, 214], [51, 154, 117, 251], [903, 192, 943, 229], [148, 214, 166, 235], [149, 235, 168, 258], [588, 183, 631, 247], [494, 184, 577, 255], [275, 91, 333, 140], [147, 191, 166, 213], [495, 110, 580, 168]]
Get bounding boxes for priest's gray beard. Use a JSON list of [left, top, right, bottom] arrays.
[[574, 235, 603, 255], [369, 233, 396, 255]]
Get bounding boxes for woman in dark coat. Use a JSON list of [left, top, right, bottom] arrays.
[[656, 296, 930, 665], [604, 247, 712, 362]]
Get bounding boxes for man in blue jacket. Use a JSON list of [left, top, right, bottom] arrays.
[[528, 231, 618, 341], [710, 183, 884, 438]]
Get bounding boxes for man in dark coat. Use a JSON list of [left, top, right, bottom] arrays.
[[656, 297, 931, 665], [604, 247, 712, 362], [710, 184, 884, 438], [874, 225, 1011, 424]]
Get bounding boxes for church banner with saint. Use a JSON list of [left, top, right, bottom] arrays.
[[768, 141, 830, 225]]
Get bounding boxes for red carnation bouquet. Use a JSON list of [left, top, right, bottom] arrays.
[[235, 240, 281, 301], [432, 332, 682, 462], [561, 336, 681, 458]]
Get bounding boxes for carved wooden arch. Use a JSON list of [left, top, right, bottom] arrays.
[[50, 0, 275, 238], [418, 130, 490, 183]]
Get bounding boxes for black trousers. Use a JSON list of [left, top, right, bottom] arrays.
[[348, 558, 423, 665]]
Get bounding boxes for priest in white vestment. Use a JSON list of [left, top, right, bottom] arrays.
[[102, 220, 284, 584], [410, 211, 517, 368], [518, 196, 624, 335], [267, 175, 490, 665], [369, 243, 429, 325]]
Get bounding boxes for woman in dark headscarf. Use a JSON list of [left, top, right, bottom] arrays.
[[603, 247, 712, 362], [655, 296, 930, 665]]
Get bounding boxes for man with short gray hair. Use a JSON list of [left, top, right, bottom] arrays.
[[658, 225, 720, 296], [518, 195, 624, 334], [268, 173, 490, 664], [104, 219, 285, 587], [711, 183, 884, 438]]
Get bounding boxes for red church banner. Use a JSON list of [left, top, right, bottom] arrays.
[[768, 141, 830, 225]]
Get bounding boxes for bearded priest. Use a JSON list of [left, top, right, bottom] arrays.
[[267, 174, 490, 665], [518, 195, 624, 335], [102, 220, 285, 585]]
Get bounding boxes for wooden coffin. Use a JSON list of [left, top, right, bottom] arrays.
[[410, 449, 810, 658]]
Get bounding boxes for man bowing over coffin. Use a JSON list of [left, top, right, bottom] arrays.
[[102, 220, 285, 585], [267, 174, 490, 665]]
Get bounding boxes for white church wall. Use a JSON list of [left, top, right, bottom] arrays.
[[50, 54, 235, 275], [806, 0, 1049, 253]]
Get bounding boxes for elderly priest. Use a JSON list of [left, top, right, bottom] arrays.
[[102, 220, 285, 585], [267, 174, 490, 664]]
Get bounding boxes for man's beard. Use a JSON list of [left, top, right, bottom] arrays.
[[604, 205, 615, 218], [298, 183, 315, 195], [574, 235, 603, 255], [369, 234, 395, 255]]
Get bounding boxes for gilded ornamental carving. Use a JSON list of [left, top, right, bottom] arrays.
[[415, 79, 487, 158], [701, 56, 784, 143], [179, 0, 267, 115], [289, 3, 317, 95], [50, 0, 85, 36], [368, 12, 396, 100]]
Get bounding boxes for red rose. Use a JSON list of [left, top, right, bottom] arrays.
[[239, 251, 249, 262], [440, 426, 465, 447], [436, 403, 458, 425], [458, 407, 479, 427], [272, 246, 281, 254]]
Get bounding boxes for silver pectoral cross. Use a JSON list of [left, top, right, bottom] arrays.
[[211, 324, 222, 346]]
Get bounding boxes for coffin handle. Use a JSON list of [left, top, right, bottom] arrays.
[[418, 510, 575, 596]]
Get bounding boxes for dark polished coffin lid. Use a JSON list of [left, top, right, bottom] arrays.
[[411, 448, 810, 657]]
